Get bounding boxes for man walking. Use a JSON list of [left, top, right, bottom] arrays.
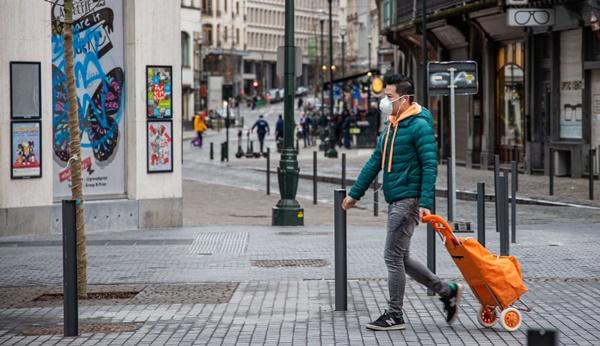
[[342, 74, 462, 331], [251, 114, 270, 153], [300, 112, 311, 147]]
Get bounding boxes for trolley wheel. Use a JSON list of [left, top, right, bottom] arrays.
[[477, 306, 498, 328], [500, 307, 522, 332]]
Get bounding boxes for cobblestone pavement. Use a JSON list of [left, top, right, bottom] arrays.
[[2, 213, 600, 344]]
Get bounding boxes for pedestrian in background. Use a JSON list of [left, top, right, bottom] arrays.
[[192, 112, 207, 148], [300, 112, 311, 147], [342, 73, 462, 331], [252, 114, 270, 153]]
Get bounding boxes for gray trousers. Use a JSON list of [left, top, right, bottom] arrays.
[[385, 198, 451, 313]]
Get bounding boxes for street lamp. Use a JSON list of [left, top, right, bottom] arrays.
[[272, 0, 303, 226], [367, 34, 372, 113], [325, 0, 338, 158], [340, 30, 346, 78], [319, 11, 327, 152]]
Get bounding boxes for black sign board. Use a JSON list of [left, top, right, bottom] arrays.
[[427, 61, 478, 96]]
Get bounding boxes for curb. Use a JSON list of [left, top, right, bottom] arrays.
[[250, 168, 600, 209]]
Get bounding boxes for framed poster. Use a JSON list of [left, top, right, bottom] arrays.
[[147, 120, 173, 173], [51, 0, 126, 198], [10, 61, 41, 119], [11, 121, 42, 179], [146, 65, 173, 118]]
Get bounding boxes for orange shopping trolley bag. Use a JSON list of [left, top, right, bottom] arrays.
[[423, 214, 530, 331]]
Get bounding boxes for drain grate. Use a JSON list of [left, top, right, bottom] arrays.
[[189, 232, 249, 255], [22, 323, 141, 336], [251, 259, 329, 268]]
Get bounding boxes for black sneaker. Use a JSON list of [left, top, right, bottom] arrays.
[[440, 282, 463, 324], [365, 310, 406, 331]]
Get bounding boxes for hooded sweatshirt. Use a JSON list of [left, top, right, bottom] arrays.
[[348, 102, 438, 210]]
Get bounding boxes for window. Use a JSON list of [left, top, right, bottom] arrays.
[[224, 26, 228, 42], [236, 1, 239, 15], [202, 24, 213, 46], [203, 0, 212, 15], [224, 0, 227, 13], [181, 31, 190, 66], [236, 28, 240, 45]]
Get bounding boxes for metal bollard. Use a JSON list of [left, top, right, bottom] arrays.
[[341, 153, 346, 189], [210, 142, 214, 160], [527, 328, 558, 346], [477, 182, 485, 247], [447, 157, 454, 222], [511, 161, 517, 243], [373, 174, 379, 217], [498, 174, 510, 256], [62, 200, 78, 337], [589, 148, 595, 200], [296, 138, 300, 153], [313, 151, 317, 205], [549, 148, 554, 196], [494, 154, 500, 232], [334, 189, 348, 311], [250, 140, 254, 154], [426, 196, 436, 296], [266, 148, 270, 195]]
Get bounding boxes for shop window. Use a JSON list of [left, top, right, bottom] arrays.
[[496, 41, 525, 161], [181, 31, 190, 67]]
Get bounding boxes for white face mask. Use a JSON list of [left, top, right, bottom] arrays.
[[379, 96, 401, 116]]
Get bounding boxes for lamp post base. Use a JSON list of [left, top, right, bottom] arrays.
[[272, 204, 304, 226]]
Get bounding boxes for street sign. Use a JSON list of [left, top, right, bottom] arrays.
[[276, 46, 302, 78], [427, 60, 478, 225], [507, 8, 554, 27], [428, 61, 478, 96]]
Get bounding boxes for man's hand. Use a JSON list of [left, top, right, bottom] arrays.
[[419, 207, 431, 221], [341, 196, 358, 210]]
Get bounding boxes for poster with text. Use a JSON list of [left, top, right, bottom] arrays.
[[51, 0, 126, 198], [559, 29, 583, 140], [147, 120, 173, 173], [11, 121, 42, 179], [146, 66, 173, 118]]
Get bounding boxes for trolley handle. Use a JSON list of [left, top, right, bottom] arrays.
[[422, 214, 460, 246]]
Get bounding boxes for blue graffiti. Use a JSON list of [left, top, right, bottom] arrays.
[[52, 7, 124, 163]]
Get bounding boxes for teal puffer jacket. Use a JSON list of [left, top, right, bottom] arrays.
[[348, 106, 437, 210]]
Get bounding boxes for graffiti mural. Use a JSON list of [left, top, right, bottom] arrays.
[[51, 0, 125, 197]]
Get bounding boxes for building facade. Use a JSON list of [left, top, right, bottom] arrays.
[[244, 0, 343, 95], [0, 0, 183, 236], [181, 0, 203, 122], [379, 0, 600, 178]]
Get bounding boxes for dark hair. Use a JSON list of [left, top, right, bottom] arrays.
[[383, 74, 414, 99]]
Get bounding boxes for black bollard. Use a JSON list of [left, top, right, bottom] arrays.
[[527, 328, 558, 346], [494, 154, 500, 232], [210, 142, 214, 160], [334, 189, 348, 311], [426, 196, 436, 296], [511, 161, 517, 243], [266, 148, 270, 195], [341, 153, 346, 189], [313, 151, 317, 205], [477, 182, 485, 247], [373, 174, 379, 217], [296, 138, 300, 153], [589, 148, 595, 200], [62, 200, 78, 337], [498, 174, 509, 256], [549, 148, 554, 196]]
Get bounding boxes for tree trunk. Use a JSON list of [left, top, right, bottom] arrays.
[[63, 0, 88, 298]]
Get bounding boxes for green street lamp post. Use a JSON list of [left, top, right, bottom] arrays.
[[318, 14, 328, 152], [272, 0, 304, 226], [325, 0, 338, 158]]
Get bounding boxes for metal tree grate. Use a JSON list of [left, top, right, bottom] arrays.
[[22, 323, 141, 336], [251, 259, 329, 268], [189, 232, 249, 255]]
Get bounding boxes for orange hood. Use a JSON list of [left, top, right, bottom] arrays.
[[381, 102, 422, 172]]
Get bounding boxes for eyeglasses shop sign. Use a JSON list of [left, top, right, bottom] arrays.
[[507, 8, 554, 27], [428, 61, 478, 96]]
